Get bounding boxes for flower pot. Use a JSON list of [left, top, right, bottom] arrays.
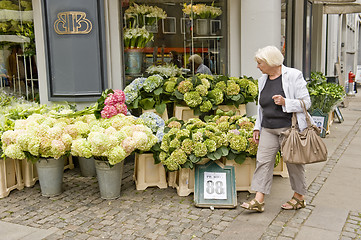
[[78, 157, 96, 177], [195, 19, 210, 36], [175, 168, 195, 197], [95, 160, 124, 200], [21, 159, 38, 187], [36, 157, 65, 197], [134, 153, 167, 190], [124, 48, 144, 75]]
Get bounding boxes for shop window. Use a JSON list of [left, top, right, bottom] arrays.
[[120, 0, 227, 85], [0, 0, 38, 102]]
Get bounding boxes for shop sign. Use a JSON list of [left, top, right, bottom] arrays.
[[42, 0, 107, 101]]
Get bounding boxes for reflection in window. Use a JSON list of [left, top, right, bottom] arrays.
[[121, 1, 227, 84], [0, 0, 38, 102]]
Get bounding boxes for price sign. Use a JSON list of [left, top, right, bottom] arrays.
[[204, 172, 227, 199], [311, 108, 328, 138]]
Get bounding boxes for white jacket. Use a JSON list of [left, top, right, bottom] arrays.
[[254, 65, 314, 132]]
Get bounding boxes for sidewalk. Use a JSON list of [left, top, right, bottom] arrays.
[[219, 92, 361, 240], [0, 93, 360, 240]]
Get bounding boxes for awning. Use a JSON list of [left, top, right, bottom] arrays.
[[313, 0, 361, 14]]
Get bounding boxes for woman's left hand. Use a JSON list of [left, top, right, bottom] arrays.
[[272, 95, 285, 106]]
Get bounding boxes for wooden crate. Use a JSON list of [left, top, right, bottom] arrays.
[[174, 105, 197, 121], [167, 171, 177, 188], [64, 155, 74, 171], [273, 157, 289, 178], [142, 108, 168, 121], [223, 157, 256, 192], [0, 158, 24, 198], [216, 104, 246, 116], [174, 167, 195, 196], [134, 153, 167, 190], [21, 159, 38, 187]]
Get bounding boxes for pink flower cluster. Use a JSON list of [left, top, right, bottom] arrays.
[[101, 90, 128, 119]]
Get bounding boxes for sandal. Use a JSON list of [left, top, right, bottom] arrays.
[[281, 196, 306, 210], [241, 199, 265, 212]]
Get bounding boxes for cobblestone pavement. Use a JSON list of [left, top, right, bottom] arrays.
[[340, 211, 361, 240], [0, 160, 249, 240], [259, 117, 361, 240]]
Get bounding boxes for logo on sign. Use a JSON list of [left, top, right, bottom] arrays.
[[54, 11, 92, 35]]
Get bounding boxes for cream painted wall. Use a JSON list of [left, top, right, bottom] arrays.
[[240, 0, 281, 78], [228, 0, 242, 77]]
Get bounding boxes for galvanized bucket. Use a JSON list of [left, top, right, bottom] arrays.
[[95, 160, 124, 199], [35, 157, 65, 197], [78, 157, 96, 177]]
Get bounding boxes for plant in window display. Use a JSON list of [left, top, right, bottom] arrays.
[[146, 64, 183, 78], [123, 27, 154, 49], [124, 3, 167, 28], [182, 3, 222, 19], [0, 0, 19, 10]]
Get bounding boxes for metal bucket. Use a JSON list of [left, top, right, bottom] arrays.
[[78, 157, 96, 177], [95, 160, 124, 200], [35, 157, 65, 197]]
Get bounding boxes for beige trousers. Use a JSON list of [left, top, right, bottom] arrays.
[[251, 127, 307, 195]]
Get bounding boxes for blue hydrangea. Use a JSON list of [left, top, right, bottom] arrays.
[[156, 126, 165, 142], [139, 112, 165, 133], [124, 77, 146, 104]]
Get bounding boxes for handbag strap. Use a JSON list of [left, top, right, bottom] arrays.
[[291, 100, 312, 128]]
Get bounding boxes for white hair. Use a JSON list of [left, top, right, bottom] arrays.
[[254, 46, 284, 67], [188, 54, 203, 65]]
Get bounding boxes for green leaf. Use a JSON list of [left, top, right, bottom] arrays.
[[207, 152, 217, 160], [220, 146, 229, 156], [155, 103, 166, 114], [230, 94, 241, 101], [227, 151, 237, 160], [174, 90, 184, 100], [214, 151, 222, 160], [182, 161, 194, 169], [139, 98, 155, 110], [193, 107, 201, 116], [234, 152, 247, 165], [154, 87, 163, 96], [189, 154, 200, 163]]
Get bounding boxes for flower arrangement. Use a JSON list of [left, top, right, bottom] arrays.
[[158, 112, 258, 171], [1, 113, 76, 161], [125, 3, 167, 28], [123, 27, 154, 49], [124, 75, 169, 115], [138, 112, 165, 142], [70, 114, 158, 166], [182, 3, 222, 19], [146, 64, 183, 78], [307, 72, 345, 113]]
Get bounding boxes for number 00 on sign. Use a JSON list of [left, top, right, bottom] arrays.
[[204, 172, 227, 200]]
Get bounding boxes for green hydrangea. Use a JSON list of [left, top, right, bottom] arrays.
[[160, 140, 169, 152], [159, 151, 168, 162], [164, 81, 177, 93], [170, 149, 187, 165], [200, 78, 211, 89], [196, 84, 208, 96], [169, 138, 181, 149], [181, 139, 194, 154], [167, 121, 182, 129], [215, 81, 227, 92], [177, 80, 193, 94], [192, 131, 204, 142], [238, 121, 255, 132], [226, 80, 240, 96], [208, 88, 224, 105], [163, 157, 180, 171], [216, 116, 230, 124], [184, 91, 202, 107], [248, 82, 258, 97], [247, 137, 258, 156], [200, 100, 212, 112], [204, 130, 215, 139], [229, 135, 248, 152], [204, 139, 217, 152], [218, 121, 230, 132], [193, 142, 208, 157], [176, 129, 190, 139], [107, 146, 126, 165]]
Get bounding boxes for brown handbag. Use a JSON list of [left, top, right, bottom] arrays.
[[281, 100, 328, 164]]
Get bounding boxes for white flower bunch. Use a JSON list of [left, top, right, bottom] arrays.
[[125, 3, 167, 20], [183, 3, 222, 19], [146, 64, 183, 78], [123, 27, 154, 48]]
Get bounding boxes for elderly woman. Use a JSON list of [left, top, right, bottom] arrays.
[[241, 46, 312, 212], [188, 54, 212, 75]]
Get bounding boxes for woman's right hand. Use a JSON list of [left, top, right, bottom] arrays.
[[253, 130, 260, 144]]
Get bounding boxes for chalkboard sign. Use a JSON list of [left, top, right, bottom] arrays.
[[334, 107, 344, 123], [194, 160, 237, 208], [311, 109, 328, 138]]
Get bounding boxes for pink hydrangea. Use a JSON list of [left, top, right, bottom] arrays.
[[122, 137, 136, 154], [101, 89, 127, 119], [101, 105, 118, 119]]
